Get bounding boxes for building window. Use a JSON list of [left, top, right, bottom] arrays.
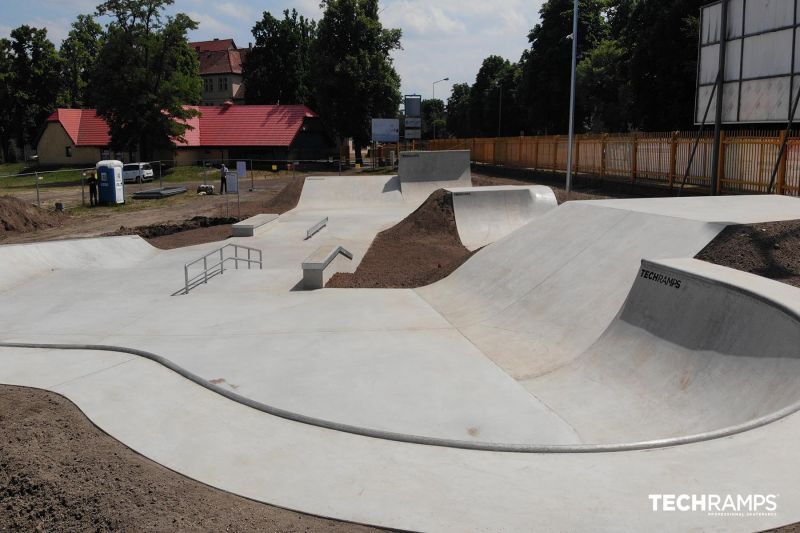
[[203, 78, 214, 93], [218, 76, 228, 91], [65, 146, 72, 158]]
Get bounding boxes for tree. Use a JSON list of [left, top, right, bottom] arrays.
[[576, 38, 632, 132], [59, 14, 105, 108], [518, 0, 607, 134], [611, 0, 704, 131], [422, 98, 445, 139], [243, 9, 316, 106], [93, 0, 201, 160], [0, 39, 13, 162], [469, 56, 522, 137], [312, 0, 402, 164], [7, 26, 62, 160], [446, 83, 471, 138]]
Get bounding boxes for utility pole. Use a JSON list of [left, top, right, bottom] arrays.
[[432, 77, 449, 140], [710, 0, 728, 196], [565, 0, 579, 196]]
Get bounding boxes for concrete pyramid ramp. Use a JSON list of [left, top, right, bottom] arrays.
[[398, 150, 471, 203], [446, 185, 558, 250]]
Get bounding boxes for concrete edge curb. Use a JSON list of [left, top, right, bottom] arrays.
[[4, 300, 800, 455]]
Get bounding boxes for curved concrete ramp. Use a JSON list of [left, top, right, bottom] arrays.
[[398, 150, 471, 203], [530, 258, 800, 445], [296, 174, 403, 210], [0, 235, 156, 290], [446, 185, 558, 250]]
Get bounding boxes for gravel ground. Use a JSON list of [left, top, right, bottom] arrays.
[[0, 385, 385, 533]]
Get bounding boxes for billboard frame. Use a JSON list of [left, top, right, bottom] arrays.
[[695, 0, 800, 124]]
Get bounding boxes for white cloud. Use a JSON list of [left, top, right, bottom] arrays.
[[215, 1, 256, 22], [188, 11, 237, 40]]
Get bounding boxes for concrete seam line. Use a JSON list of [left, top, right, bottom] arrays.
[[2, 341, 799, 454]]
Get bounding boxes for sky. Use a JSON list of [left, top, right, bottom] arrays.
[[0, 0, 547, 102]]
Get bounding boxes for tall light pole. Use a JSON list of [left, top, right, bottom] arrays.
[[432, 77, 449, 140], [565, 0, 579, 196]]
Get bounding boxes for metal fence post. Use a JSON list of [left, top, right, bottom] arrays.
[[35, 171, 41, 208], [777, 131, 788, 195], [631, 135, 638, 183]]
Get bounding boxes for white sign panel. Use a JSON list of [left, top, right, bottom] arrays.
[[405, 128, 421, 140], [405, 117, 422, 128], [236, 161, 247, 178], [696, 0, 800, 124], [226, 171, 239, 194], [371, 118, 400, 142]]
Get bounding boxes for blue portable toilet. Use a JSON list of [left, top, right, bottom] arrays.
[[96, 160, 125, 204]]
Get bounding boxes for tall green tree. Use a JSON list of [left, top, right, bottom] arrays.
[[519, 0, 607, 134], [0, 39, 14, 162], [612, 0, 703, 130], [93, 0, 201, 160], [446, 82, 471, 138], [59, 14, 105, 108], [312, 0, 402, 164], [576, 38, 631, 132], [470, 55, 522, 137], [421, 98, 445, 139], [7, 26, 62, 160], [244, 9, 316, 106]]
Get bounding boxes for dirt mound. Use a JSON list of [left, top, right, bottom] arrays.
[[263, 175, 305, 213], [695, 220, 800, 288], [327, 190, 475, 288], [0, 385, 382, 532], [0, 196, 64, 235]]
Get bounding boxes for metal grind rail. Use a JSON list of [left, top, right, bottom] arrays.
[[180, 243, 263, 295], [305, 217, 328, 240]]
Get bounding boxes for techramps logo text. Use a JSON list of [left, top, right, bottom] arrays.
[[648, 494, 779, 517]]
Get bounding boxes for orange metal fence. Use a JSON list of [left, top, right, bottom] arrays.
[[428, 132, 800, 196]]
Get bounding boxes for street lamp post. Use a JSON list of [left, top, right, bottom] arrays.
[[432, 77, 449, 140], [565, 0, 579, 196]]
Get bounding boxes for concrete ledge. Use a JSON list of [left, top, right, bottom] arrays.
[[302, 246, 353, 290], [232, 214, 279, 237]]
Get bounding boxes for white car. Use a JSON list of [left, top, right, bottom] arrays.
[[122, 162, 155, 183]]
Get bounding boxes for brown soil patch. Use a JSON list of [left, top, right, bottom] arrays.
[[471, 173, 611, 204], [95, 177, 308, 250], [263, 175, 305, 214], [327, 190, 475, 289], [695, 220, 800, 289], [0, 385, 383, 532], [0, 196, 65, 235]]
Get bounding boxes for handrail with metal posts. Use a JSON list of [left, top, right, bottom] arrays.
[[180, 243, 263, 295], [305, 217, 328, 240]]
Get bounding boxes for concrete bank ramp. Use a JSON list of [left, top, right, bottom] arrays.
[[296, 174, 402, 210], [418, 195, 800, 381], [398, 150, 471, 203], [446, 185, 558, 250], [0, 235, 156, 290], [530, 258, 800, 444]]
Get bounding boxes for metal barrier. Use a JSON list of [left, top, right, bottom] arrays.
[[305, 217, 328, 240], [180, 243, 263, 295]]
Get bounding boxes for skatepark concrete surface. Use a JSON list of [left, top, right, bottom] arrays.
[[2, 154, 800, 531]]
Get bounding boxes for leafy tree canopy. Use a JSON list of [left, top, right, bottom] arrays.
[[93, 0, 201, 159], [244, 9, 316, 107]]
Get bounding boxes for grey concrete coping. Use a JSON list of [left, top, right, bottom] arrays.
[[232, 214, 279, 237]]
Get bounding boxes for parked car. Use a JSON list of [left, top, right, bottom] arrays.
[[122, 162, 155, 183]]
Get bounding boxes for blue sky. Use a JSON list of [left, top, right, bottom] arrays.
[[0, 0, 547, 101]]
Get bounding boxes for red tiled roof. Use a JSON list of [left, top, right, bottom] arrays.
[[190, 39, 236, 52], [47, 109, 110, 146], [47, 105, 318, 148], [198, 49, 245, 75]]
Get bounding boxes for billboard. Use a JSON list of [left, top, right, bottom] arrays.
[[371, 118, 400, 142], [696, 0, 800, 124]]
